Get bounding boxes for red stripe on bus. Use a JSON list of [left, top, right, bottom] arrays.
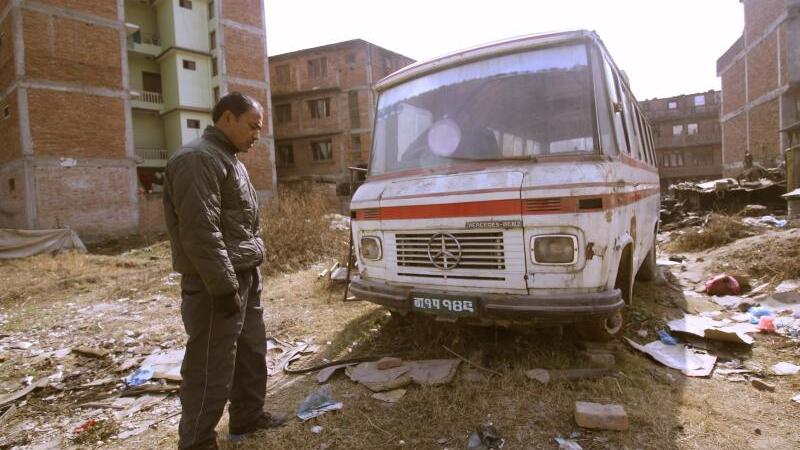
[[353, 188, 660, 221]]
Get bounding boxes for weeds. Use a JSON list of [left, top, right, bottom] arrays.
[[666, 214, 755, 252], [260, 184, 349, 276]]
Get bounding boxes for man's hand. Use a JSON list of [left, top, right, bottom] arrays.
[[213, 292, 241, 319]]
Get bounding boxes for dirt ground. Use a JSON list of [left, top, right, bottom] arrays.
[[1, 226, 800, 449]]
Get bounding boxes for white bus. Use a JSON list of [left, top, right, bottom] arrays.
[[349, 30, 660, 341]]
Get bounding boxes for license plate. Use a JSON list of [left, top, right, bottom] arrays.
[[412, 294, 476, 316]]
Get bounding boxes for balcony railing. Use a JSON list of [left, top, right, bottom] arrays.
[[138, 90, 163, 104], [127, 31, 160, 48], [136, 148, 168, 161]]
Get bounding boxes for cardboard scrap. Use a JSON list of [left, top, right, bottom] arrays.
[[140, 349, 184, 381], [371, 389, 406, 403], [668, 314, 759, 345], [317, 363, 357, 384], [346, 359, 460, 391], [771, 362, 800, 376], [625, 338, 716, 377]]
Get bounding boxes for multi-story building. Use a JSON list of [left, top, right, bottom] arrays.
[[640, 91, 723, 187], [268, 39, 414, 184], [717, 0, 800, 176], [0, 0, 275, 241]]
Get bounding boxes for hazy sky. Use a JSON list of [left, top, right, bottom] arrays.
[[265, 0, 744, 101]]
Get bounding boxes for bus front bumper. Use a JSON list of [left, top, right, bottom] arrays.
[[349, 276, 624, 324]]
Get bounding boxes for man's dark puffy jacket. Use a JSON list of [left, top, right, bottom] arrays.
[[163, 126, 265, 298]]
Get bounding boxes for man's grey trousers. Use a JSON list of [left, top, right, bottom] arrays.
[[178, 268, 266, 449]]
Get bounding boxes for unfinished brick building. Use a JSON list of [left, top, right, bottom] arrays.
[[268, 39, 414, 185], [717, 0, 800, 176], [640, 91, 723, 187], [0, 0, 274, 241]]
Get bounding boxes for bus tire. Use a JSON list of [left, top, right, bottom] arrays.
[[575, 310, 624, 342], [636, 232, 657, 281]]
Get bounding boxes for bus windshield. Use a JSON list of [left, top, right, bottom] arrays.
[[370, 43, 598, 176]]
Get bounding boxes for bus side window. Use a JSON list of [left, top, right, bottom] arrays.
[[632, 106, 648, 163], [618, 84, 642, 160], [602, 58, 629, 155], [591, 48, 617, 156]]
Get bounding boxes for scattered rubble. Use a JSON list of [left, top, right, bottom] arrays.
[[574, 401, 629, 431], [525, 368, 615, 385], [625, 338, 717, 377], [297, 384, 342, 422]]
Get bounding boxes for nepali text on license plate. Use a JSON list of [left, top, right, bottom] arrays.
[[412, 295, 475, 316]]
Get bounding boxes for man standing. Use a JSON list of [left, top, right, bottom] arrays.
[[163, 92, 284, 449]]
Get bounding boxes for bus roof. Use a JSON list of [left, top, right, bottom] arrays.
[[375, 30, 602, 92]]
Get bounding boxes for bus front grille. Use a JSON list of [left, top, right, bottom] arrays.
[[394, 231, 506, 270]]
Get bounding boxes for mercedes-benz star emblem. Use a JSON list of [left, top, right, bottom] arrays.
[[427, 233, 462, 270]]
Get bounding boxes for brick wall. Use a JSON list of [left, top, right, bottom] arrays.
[[0, 89, 20, 164], [138, 191, 165, 235], [27, 89, 125, 158], [721, 59, 746, 115], [747, 32, 778, 100], [0, 162, 27, 229], [744, 0, 785, 44], [340, 46, 369, 87], [0, 15, 15, 91], [748, 98, 781, 164], [34, 165, 137, 240], [23, 10, 122, 89], [276, 134, 344, 179], [221, 0, 261, 28], [35, 0, 119, 20], [223, 26, 264, 82], [722, 114, 748, 172]]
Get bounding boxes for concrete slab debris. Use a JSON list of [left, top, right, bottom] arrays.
[[771, 362, 800, 376], [345, 359, 460, 391], [667, 314, 759, 345], [316, 363, 357, 384], [750, 378, 776, 392], [574, 401, 629, 431], [376, 357, 403, 370]]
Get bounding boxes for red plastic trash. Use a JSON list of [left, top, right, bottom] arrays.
[[758, 316, 775, 332], [705, 274, 741, 296]]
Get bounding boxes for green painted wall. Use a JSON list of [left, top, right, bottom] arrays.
[[132, 110, 166, 149], [128, 55, 161, 92]]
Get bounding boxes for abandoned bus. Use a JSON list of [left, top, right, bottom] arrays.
[[348, 30, 660, 341]]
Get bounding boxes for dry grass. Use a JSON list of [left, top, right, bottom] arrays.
[[261, 185, 349, 276], [666, 214, 755, 252], [711, 229, 800, 284]]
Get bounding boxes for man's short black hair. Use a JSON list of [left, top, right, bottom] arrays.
[[212, 92, 262, 123]]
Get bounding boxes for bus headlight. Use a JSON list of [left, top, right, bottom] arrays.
[[360, 236, 382, 261], [532, 235, 578, 265]]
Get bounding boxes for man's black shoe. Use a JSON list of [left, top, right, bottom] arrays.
[[229, 412, 288, 440]]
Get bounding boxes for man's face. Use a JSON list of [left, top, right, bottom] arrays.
[[219, 107, 263, 153]]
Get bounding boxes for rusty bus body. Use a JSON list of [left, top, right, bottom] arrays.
[[348, 30, 660, 340]]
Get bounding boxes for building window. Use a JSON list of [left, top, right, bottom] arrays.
[[383, 56, 392, 75], [694, 95, 705, 106], [207, 0, 214, 19], [8, 178, 15, 193], [666, 152, 684, 167], [351, 135, 362, 159], [668, 101, 677, 110], [213, 87, 220, 104], [209, 31, 216, 50], [179, 0, 192, 10], [211, 57, 218, 76], [275, 65, 290, 84], [277, 144, 294, 166], [187, 119, 201, 129], [348, 91, 360, 128], [307, 57, 327, 78], [672, 125, 683, 136], [275, 104, 291, 123], [183, 59, 196, 71], [345, 53, 356, 64], [1, 103, 9, 120], [311, 140, 333, 161], [693, 151, 713, 167], [687, 123, 698, 135], [308, 98, 330, 119]]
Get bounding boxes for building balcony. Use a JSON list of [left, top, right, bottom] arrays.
[[654, 133, 721, 149], [131, 90, 163, 111], [126, 31, 161, 57], [135, 148, 169, 167]]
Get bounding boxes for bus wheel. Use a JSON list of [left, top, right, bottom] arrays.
[[636, 233, 657, 281], [575, 311, 624, 342]]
